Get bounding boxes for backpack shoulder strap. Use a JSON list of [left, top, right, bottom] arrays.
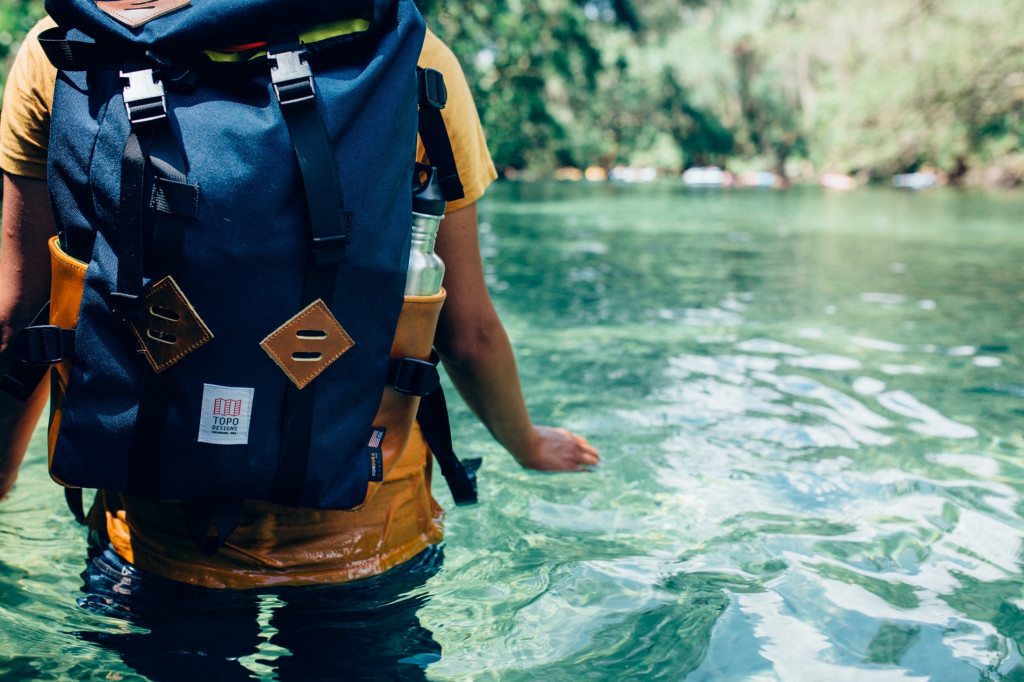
[[417, 67, 464, 203]]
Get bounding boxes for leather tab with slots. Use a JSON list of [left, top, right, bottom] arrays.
[[260, 299, 354, 390], [126, 276, 213, 373]]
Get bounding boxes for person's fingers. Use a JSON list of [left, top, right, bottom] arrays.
[[568, 432, 599, 459]]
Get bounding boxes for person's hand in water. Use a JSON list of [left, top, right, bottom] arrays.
[[514, 426, 599, 472]]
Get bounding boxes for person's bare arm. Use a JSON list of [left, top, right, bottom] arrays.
[[0, 173, 56, 499], [434, 202, 598, 471]]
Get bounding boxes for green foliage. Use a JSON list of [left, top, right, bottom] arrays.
[[0, 1, 1019, 183], [0, 0, 45, 103], [421, 0, 1023, 182]]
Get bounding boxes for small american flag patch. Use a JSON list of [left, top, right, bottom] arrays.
[[367, 428, 386, 482]]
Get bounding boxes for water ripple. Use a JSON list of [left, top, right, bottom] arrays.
[[875, 391, 978, 439]]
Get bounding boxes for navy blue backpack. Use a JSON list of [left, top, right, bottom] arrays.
[[3, 0, 477, 550]]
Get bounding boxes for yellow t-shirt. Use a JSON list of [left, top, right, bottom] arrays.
[[1, 17, 496, 588]]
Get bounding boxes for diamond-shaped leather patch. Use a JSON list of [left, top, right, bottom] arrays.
[[97, 0, 192, 28], [260, 299, 354, 390], [127, 276, 213, 373]]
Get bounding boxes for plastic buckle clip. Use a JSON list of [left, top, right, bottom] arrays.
[[268, 48, 315, 105], [120, 68, 167, 125], [391, 356, 440, 396], [419, 68, 447, 109], [19, 325, 69, 366]]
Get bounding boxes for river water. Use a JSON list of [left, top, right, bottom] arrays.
[[2, 182, 1023, 680]]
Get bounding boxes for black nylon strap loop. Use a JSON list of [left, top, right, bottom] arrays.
[[38, 27, 106, 71], [417, 385, 478, 505], [151, 177, 200, 219]]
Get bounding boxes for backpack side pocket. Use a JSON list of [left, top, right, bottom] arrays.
[[352, 289, 446, 509], [46, 235, 87, 482]]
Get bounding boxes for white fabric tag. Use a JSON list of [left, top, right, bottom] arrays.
[[197, 384, 254, 445]]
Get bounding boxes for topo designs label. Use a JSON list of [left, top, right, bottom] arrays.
[[198, 384, 254, 445]]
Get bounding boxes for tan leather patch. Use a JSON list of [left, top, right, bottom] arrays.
[[127, 276, 213, 373], [260, 299, 354, 390], [96, 0, 191, 28]]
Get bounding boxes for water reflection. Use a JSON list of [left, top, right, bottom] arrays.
[[425, 184, 1024, 679], [3, 185, 1024, 680]]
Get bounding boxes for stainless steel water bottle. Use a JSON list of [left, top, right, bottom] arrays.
[[405, 163, 447, 296]]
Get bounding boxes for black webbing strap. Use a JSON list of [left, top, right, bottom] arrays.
[[184, 499, 244, 555], [127, 370, 171, 498], [271, 271, 334, 506], [115, 67, 191, 501], [268, 43, 354, 506], [65, 488, 87, 525], [0, 303, 68, 402], [0, 365, 44, 403], [127, 128, 196, 500], [417, 68, 464, 202], [417, 385, 479, 505], [110, 128, 151, 323], [133, 123, 207, 541], [272, 381, 316, 506], [270, 265, 335, 507], [117, 121, 161, 498], [269, 44, 353, 268]]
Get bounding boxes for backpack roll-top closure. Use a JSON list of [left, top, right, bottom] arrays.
[[46, 0, 430, 514], [45, 0, 397, 52]]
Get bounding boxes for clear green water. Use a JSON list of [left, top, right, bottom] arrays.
[[3, 182, 1024, 680]]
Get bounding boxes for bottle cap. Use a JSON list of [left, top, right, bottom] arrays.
[[412, 163, 447, 217]]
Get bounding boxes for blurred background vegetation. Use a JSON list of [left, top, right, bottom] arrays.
[[1, 0, 1021, 186]]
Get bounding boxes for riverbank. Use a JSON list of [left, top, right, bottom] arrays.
[[502, 158, 1024, 191]]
